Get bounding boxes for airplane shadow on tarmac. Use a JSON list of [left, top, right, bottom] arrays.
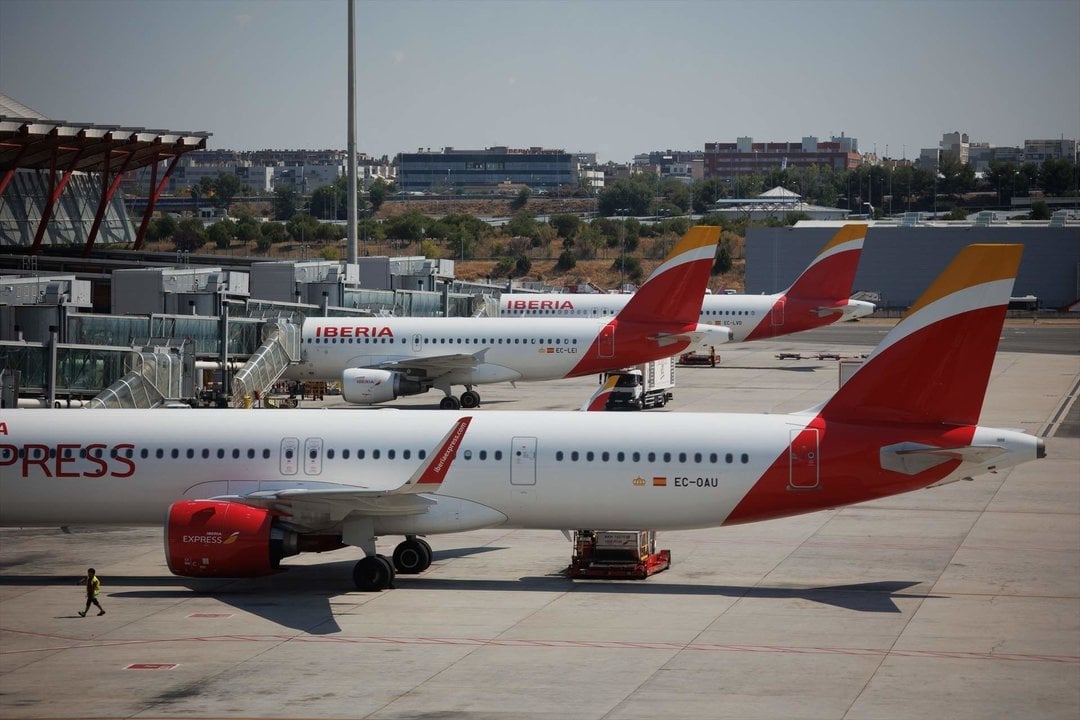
[[3, 552, 935, 635]]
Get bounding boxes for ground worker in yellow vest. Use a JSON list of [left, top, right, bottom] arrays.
[[78, 567, 105, 617]]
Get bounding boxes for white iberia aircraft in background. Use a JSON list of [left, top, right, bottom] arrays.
[[0, 244, 1043, 591], [499, 224, 875, 344], [285, 226, 730, 409]]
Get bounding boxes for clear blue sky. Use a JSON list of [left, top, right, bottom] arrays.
[[1, 0, 1077, 164]]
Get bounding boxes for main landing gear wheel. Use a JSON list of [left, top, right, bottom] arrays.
[[352, 554, 396, 591], [459, 390, 481, 409], [440, 396, 461, 410], [393, 537, 433, 574]]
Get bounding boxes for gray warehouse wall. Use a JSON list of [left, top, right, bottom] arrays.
[[746, 225, 1080, 309]]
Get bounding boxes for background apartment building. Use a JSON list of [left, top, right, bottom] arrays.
[[704, 135, 861, 181]]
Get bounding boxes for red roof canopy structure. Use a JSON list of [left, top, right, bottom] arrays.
[[0, 95, 211, 255]]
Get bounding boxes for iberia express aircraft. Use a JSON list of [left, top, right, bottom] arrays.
[[499, 224, 875, 344], [285, 226, 730, 409], [0, 244, 1042, 591]]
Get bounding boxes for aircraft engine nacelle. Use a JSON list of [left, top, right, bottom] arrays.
[[691, 323, 734, 347], [340, 368, 426, 405], [165, 500, 298, 578]]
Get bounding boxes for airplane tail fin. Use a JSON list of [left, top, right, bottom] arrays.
[[818, 244, 1022, 426], [783, 224, 867, 302], [616, 226, 721, 326], [581, 375, 620, 411]]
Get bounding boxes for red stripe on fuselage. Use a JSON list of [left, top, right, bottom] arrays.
[[723, 418, 976, 526], [566, 319, 693, 377]]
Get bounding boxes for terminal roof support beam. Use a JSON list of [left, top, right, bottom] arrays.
[[30, 142, 87, 254], [133, 153, 181, 251], [83, 142, 135, 258], [0, 142, 29, 196]]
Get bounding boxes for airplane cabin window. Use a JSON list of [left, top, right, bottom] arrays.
[[388, 449, 396, 459], [647, 452, 656, 462], [601, 451, 609, 462], [679, 452, 687, 463], [556, 451, 564, 461], [202, 449, 210, 459], [663, 452, 671, 462], [586, 451, 594, 461], [234, 449, 242, 459], [419, 450, 427, 459], [494, 450, 502, 460], [694, 453, 702, 463], [464, 450, 472, 460], [217, 449, 225, 459], [326, 449, 335, 459], [262, 449, 271, 459], [403, 449, 411, 459], [571, 451, 579, 461], [617, 451, 625, 462], [709, 453, 717, 463], [725, 453, 733, 463], [357, 449, 365, 459], [156, 449, 164, 459], [479, 450, 487, 460], [171, 449, 180, 459], [741, 453, 749, 463], [186, 449, 194, 459], [372, 450, 380, 459]]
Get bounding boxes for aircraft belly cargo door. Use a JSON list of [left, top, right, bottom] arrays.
[[788, 428, 819, 490], [510, 436, 538, 507]]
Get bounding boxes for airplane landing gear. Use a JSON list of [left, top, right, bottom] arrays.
[[459, 389, 481, 409], [352, 554, 396, 591], [439, 396, 461, 410], [393, 536, 433, 574]]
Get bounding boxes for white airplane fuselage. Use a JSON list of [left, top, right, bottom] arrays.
[[0, 409, 1038, 532], [500, 293, 876, 343], [283, 316, 708, 384]]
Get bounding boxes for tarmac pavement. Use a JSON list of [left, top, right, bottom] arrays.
[[1, 327, 1077, 719]]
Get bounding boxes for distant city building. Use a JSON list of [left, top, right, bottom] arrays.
[[1024, 138, 1077, 162], [704, 135, 861, 181], [121, 149, 396, 195], [396, 147, 574, 192], [941, 131, 970, 164]]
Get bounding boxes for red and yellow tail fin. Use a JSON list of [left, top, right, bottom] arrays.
[[783, 224, 867, 302], [819, 244, 1022, 426], [615, 226, 721, 326]]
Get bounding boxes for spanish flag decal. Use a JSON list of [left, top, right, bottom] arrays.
[[652, 477, 667, 487]]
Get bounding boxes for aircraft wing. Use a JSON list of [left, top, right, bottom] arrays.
[[209, 417, 473, 529], [370, 352, 482, 375]]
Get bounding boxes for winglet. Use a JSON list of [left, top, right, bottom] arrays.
[[615, 225, 721, 326], [819, 244, 1022, 426], [783, 224, 867, 301], [581, 375, 620, 412], [400, 416, 473, 492]]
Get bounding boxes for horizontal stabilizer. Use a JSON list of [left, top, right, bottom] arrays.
[[880, 442, 1008, 476]]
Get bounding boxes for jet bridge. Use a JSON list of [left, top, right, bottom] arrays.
[[88, 341, 194, 409], [230, 317, 301, 407]]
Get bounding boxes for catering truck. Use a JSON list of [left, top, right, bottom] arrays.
[[599, 356, 676, 410]]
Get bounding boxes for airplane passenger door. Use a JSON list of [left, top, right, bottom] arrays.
[[412, 333, 423, 352], [510, 437, 537, 485], [771, 298, 786, 328], [597, 323, 615, 359], [280, 438, 299, 475], [304, 437, 324, 476], [788, 428, 819, 490]]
